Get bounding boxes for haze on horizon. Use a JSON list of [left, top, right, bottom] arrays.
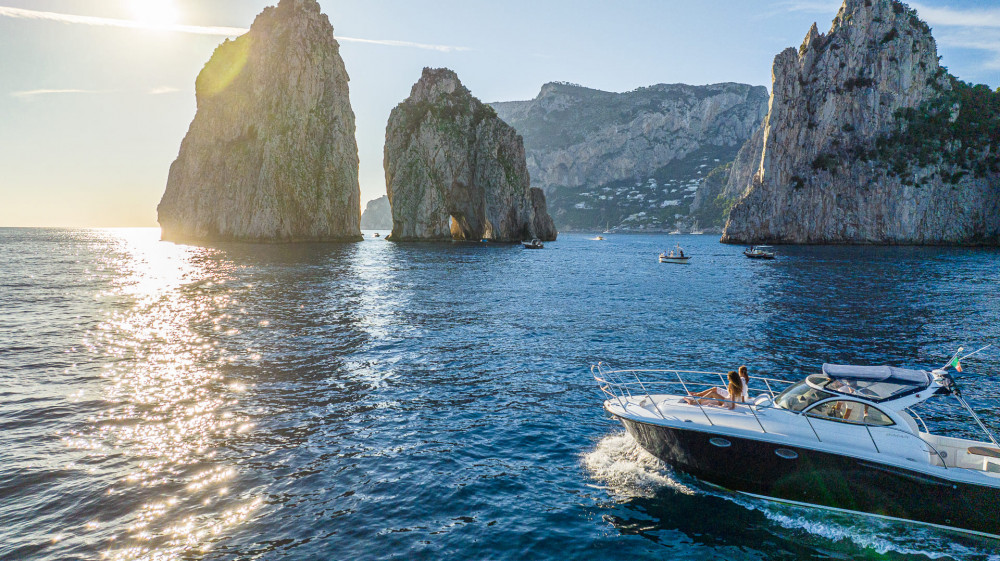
[[1, 0, 997, 228]]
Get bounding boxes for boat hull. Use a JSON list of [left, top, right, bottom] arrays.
[[617, 415, 1000, 537]]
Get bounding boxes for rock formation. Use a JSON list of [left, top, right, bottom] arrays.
[[157, 0, 362, 242], [492, 82, 768, 192], [384, 68, 557, 242], [360, 195, 392, 230], [491, 82, 768, 230], [723, 0, 1000, 245]]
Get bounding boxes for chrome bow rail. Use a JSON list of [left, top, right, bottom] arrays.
[[592, 362, 953, 470]]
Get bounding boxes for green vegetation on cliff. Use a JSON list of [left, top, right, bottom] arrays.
[[866, 74, 1000, 183]]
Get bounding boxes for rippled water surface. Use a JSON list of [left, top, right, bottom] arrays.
[[3, 228, 1000, 560]]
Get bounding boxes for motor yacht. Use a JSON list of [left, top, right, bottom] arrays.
[[594, 357, 1000, 538]]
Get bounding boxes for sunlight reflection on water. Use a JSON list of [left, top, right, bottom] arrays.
[[64, 229, 259, 560]]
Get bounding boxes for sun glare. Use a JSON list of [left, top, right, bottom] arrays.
[[129, 0, 180, 28]]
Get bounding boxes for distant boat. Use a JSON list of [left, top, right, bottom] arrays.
[[374, 232, 380, 238], [594, 236, 605, 241], [660, 254, 691, 264], [659, 244, 690, 263], [744, 245, 776, 259], [522, 238, 544, 249], [669, 230, 682, 235]]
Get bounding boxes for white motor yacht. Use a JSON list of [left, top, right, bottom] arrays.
[[594, 355, 1000, 538]]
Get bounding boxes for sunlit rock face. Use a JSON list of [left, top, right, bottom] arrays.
[[722, 0, 1000, 245], [384, 68, 557, 242], [157, 0, 361, 243]]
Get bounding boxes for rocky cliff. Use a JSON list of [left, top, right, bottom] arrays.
[[157, 0, 362, 242], [360, 195, 392, 230], [384, 68, 557, 242], [723, 0, 1000, 245], [492, 82, 768, 230]]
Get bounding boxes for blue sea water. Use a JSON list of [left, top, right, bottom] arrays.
[[2, 227, 1000, 561]]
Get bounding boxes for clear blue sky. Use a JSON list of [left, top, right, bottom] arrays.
[[1, 0, 997, 227]]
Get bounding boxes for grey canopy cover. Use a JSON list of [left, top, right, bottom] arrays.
[[822, 364, 930, 386]]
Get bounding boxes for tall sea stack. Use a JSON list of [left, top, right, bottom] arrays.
[[722, 0, 1000, 245], [157, 0, 362, 243], [384, 68, 557, 242]]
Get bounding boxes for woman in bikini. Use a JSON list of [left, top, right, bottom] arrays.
[[683, 370, 744, 409]]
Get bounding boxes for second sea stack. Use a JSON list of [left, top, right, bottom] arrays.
[[157, 0, 362, 243], [384, 68, 557, 242]]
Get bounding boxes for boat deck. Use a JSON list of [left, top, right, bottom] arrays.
[[614, 394, 767, 431]]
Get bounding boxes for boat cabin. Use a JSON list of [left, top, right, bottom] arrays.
[[770, 364, 1000, 472]]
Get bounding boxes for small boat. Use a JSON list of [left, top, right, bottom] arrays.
[[594, 348, 1000, 539], [522, 239, 544, 249], [374, 232, 380, 238], [744, 245, 776, 259], [595, 236, 605, 241], [659, 244, 690, 264]]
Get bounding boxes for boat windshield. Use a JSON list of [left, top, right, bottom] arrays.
[[774, 379, 835, 412], [814, 366, 928, 401]]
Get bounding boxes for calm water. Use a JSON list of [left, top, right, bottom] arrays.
[[3, 228, 1000, 561]]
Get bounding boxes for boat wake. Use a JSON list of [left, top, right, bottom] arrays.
[[584, 431, 1000, 560], [581, 431, 695, 498]]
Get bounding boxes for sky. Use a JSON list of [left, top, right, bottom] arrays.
[[1, 0, 998, 227]]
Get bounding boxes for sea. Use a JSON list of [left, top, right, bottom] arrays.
[[3, 227, 1000, 561]]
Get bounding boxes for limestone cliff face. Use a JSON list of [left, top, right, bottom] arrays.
[[723, 0, 1000, 244], [157, 0, 361, 242], [360, 196, 392, 230], [492, 82, 769, 193], [384, 68, 557, 242]]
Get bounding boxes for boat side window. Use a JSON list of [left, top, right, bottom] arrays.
[[805, 400, 895, 426], [774, 382, 835, 413]]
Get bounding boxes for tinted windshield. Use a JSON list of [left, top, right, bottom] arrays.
[[775, 381, 835, 412], [824, 378, 916, 400]]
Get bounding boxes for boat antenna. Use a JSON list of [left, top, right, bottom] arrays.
[[940, 345, 1000, 448], [958, 344, 992, 363]]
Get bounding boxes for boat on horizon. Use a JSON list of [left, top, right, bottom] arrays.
[[594, 352, 1000, 539], [522, 238, 544, 249]]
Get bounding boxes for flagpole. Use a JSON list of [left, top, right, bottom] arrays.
[[941, 346, 963, 370], [958, 344, 992, 363]]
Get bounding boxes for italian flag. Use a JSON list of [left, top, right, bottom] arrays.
[[949, 357, 963, 372]]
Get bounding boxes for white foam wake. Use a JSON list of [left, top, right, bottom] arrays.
[[581, 431, 695, 498]]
